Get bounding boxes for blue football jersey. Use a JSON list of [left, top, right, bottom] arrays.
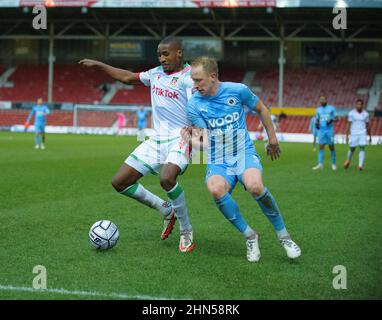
[[136, 110, 148, 128], [187, 82, 258, 164], [28, 105, 50, 125], [316, 105, 337, 130]]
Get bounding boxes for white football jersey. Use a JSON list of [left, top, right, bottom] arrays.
[[139, 64, 193, 138], [348, 109, 369, 135]]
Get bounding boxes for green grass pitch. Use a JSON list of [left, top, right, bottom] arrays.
[[0, 132, 381, 300]]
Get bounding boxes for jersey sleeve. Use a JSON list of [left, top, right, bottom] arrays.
[[365, 112, 370, 122], [240, 84, 258, 110], [187, 100, 207, 128], [348, 111, 353, 122], [183, 72, 194, 101], [44, 106, 50, 115], [138, 69, 152, 87]]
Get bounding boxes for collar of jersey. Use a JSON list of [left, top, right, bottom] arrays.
[[160, 63, 190, 76]]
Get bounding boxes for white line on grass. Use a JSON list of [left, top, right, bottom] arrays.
[[0, 285, 180, 300]]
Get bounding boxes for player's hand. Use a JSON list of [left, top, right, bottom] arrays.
[[180, 127, 192, 143], [78, 58, 100, 67], [266, 141, 281, 161]]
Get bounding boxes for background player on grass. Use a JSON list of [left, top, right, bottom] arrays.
[[344, 99, 372, 171]]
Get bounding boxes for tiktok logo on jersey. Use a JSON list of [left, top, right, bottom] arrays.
[[208, 112, 240, 128], [152, 85, 179, 99]]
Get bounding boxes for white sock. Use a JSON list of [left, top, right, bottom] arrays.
[[121, 183, 172, 217], [167, 183, 192, 232], [359, 150, 365, 167]]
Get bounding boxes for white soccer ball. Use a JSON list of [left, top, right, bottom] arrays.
[[89, 220, 120, 250]]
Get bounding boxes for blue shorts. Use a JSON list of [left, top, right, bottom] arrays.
[[318, 130, 334, 145], [205, 148, 262, 193], [35, 124, 45, 133]]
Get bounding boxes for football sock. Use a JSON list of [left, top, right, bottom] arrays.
[[35, 135, 39, 146], [318, 149, 324, 164], [167, 183, 192, 232], [359, 150, 365, 167], [120, 183, 172, 217], [255, 188, 289, 239], [42, 135, 45, 144], [330, 150, 336, 165], [215, 192, 255, 238], [346, 149, 354, 161]]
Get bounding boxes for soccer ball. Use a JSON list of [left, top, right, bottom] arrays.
[[89, 220, 119, 250]]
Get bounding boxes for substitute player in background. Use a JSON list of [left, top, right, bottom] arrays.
[[183, 57, 300, 262], [344, 99, 372, 171], [79, 36, 194, 252], [309, 115, 318, 151], [24, 98, 50, 150], [136, 105, 148, 142], [115, 112, 126, 136], [312, 96, 338, 170]]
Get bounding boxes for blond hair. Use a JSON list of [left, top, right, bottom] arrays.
[[191, 56, 219, 77]]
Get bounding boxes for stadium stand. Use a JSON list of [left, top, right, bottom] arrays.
[[0, 65, 111, 104], [253, 68, 374, 108]]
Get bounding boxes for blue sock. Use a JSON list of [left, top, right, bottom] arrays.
[[35, 135, 39, 146], [215, 193, 254, 238], [330, 150, 336, 165], [255, 188, 289, 238], [318, 149, 324, 164]]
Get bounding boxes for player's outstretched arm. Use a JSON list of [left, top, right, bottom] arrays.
[[255, 99, 281, 160], [78, 59, 140, 84]]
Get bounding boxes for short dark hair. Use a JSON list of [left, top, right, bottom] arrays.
[[356, 99, 364, 104], [159, 36, 182, 49]]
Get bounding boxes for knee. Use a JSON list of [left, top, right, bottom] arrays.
[[111, 177, 124, 192], [246, 182, 264, 197], [111, 175, 135, 193], [207, 182, 228, 200], [160, 174, 177, 191]]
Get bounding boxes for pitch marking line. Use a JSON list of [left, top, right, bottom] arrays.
[[0, 285, 183, 300]]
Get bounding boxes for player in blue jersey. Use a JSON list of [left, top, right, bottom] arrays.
[[25, 98, 50, 150], [309, 115, 318, 151], [136, 105, 148, 142], [182, 57, 301, 262], [312, 96, 338, 170]]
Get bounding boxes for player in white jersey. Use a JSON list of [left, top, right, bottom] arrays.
[[79, 37, 194, 252], [344, 99, 372, 171]]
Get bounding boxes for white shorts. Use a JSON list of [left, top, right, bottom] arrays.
[[125, 136, 190, 176], [350, 134, 367, 148]]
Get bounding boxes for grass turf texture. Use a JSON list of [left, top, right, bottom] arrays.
[[0, 132, 381, 300]]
